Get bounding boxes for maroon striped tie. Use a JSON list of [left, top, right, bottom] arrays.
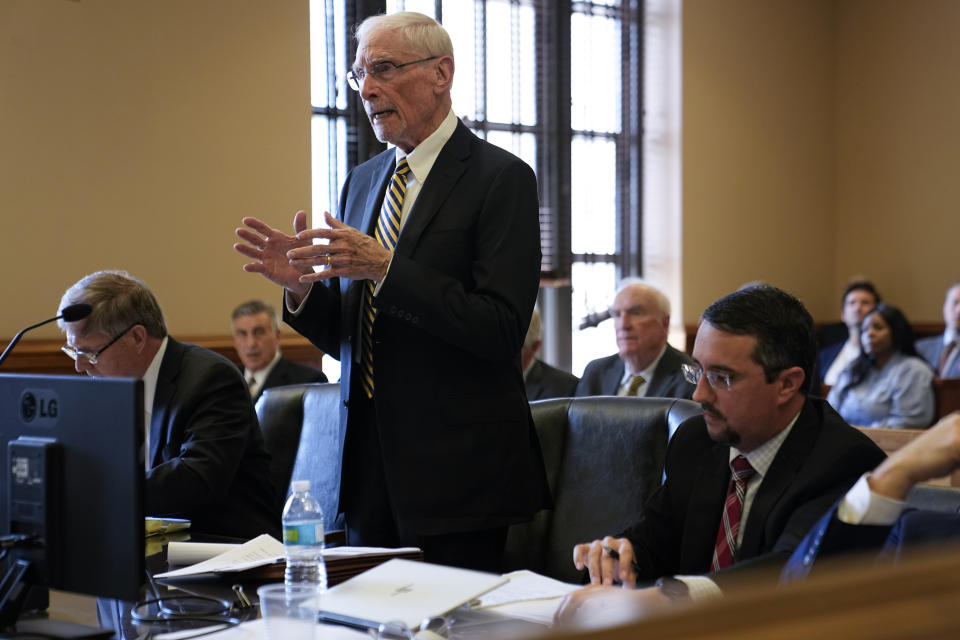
[[711, 455, 756, 571]]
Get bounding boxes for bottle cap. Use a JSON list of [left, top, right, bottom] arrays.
[[291, 480, 311, 492]]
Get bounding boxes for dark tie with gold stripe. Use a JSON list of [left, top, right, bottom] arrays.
[[360, 158, 411, 398]]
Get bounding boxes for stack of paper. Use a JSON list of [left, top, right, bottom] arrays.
[[154, 535, 423, 586]]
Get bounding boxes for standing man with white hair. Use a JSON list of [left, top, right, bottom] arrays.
[[576, 279, 693, 400], [235, 11, 549, 571]]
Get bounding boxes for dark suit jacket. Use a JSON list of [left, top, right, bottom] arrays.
[[817, 340, 844, 385], [620, 397, 885, 588], [782, 503, 960, 583], [286, 120, 551, 536], [575, 345, 694, 400], [525, 359, 579, 401], [254, 356, 327, 401], [916, 333, 960, 378], [147, 338, 279, 539]]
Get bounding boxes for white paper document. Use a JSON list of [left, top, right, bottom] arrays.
[[472, 569, 579, 625], [475, 569, 580, 607], [155, 534, 422, 579], [317, 558, 508, 629], [154, 618, 368, 640], [156, 534, 285, 578]]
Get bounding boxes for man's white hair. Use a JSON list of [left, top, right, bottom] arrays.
[[356, 11, 454, 59]]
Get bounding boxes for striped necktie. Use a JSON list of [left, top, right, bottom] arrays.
[[938, 340, 957, 377], [360, 158, 411, 398], [712, 455, 756, 571]]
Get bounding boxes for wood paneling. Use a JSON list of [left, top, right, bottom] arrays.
[[0, 336, 325, 377]]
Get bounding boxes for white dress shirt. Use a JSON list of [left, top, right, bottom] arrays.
[[141, 336, 169, 472]]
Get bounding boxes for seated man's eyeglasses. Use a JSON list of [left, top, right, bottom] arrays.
[[681, 363, 738, 392], [61, 323, 138, 365], [346, 56, 438, 91]]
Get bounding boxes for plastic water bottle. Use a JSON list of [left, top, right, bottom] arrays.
[[281, 480, 327, 590]]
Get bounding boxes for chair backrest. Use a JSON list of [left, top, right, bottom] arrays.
[[905, 484, 960, 514], [256, 382, 344, 532], [934, 377, 960, 420], [503, 396, 702, 583]]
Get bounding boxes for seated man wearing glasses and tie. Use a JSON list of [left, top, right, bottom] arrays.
[[58, 270, 279, 540], [576, 279, 693, 400], [555, 285, 885, 626]]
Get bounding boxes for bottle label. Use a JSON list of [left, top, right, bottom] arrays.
[[283, 523, 323, 545]]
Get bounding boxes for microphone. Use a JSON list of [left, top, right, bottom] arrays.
[[0, 303, 93, 368], [579, 308, 611, 330]]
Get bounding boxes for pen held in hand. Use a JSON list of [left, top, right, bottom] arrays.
[[602, 544, 642, 576]]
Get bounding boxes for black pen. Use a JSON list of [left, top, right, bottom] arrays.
[[602, 544, 642, 576]]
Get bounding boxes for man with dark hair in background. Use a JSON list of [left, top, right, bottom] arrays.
[[59, 270, 278, 539], [818, 280, 881, 387], [231, 299, 326, 401]]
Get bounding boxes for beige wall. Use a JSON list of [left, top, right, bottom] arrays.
[[835, 0, 960, 324], [683, 0, 837, 322], [683, 0, 960, 325], [0, 0, 310, 338], [3, 0, 958, 338]]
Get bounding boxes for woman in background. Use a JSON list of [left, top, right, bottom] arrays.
[[828, 303, 935, 429]]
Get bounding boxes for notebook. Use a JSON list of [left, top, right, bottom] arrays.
[[316, 558, 508, 630]]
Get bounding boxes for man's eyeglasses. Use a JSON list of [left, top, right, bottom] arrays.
[[346, 56, 438, 91], [61, 324, 137, 365], [681, 363, 737, 392]]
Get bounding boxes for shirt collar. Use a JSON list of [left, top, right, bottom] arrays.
[[945, 328, 957, 345], [245, 349, 282, 386], [729, 407, 802, 479], [142, 336, 169, 414], [395, 109, 458, 185], [619, 343, 668, 387]]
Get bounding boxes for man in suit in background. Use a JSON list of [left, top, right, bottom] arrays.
[[817, 280, 881, 387], [916, 282, 960, 378], [58, 271, 278, 540], [231, 299, 326, 401], [523, 308, 579, 401], [235, 12, 549, 572], [576, 279, 693, 400], [555, 285, 884, 625]]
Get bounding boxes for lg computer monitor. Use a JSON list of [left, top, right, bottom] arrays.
[[0, 373, 144, 617]]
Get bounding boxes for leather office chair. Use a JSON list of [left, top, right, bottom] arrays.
[[256, 382, 345, 536], [905, 484, 960, 514], [503, 396, 702, 583]]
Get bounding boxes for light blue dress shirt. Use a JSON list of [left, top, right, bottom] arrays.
[[827, 352, 935, 429]]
